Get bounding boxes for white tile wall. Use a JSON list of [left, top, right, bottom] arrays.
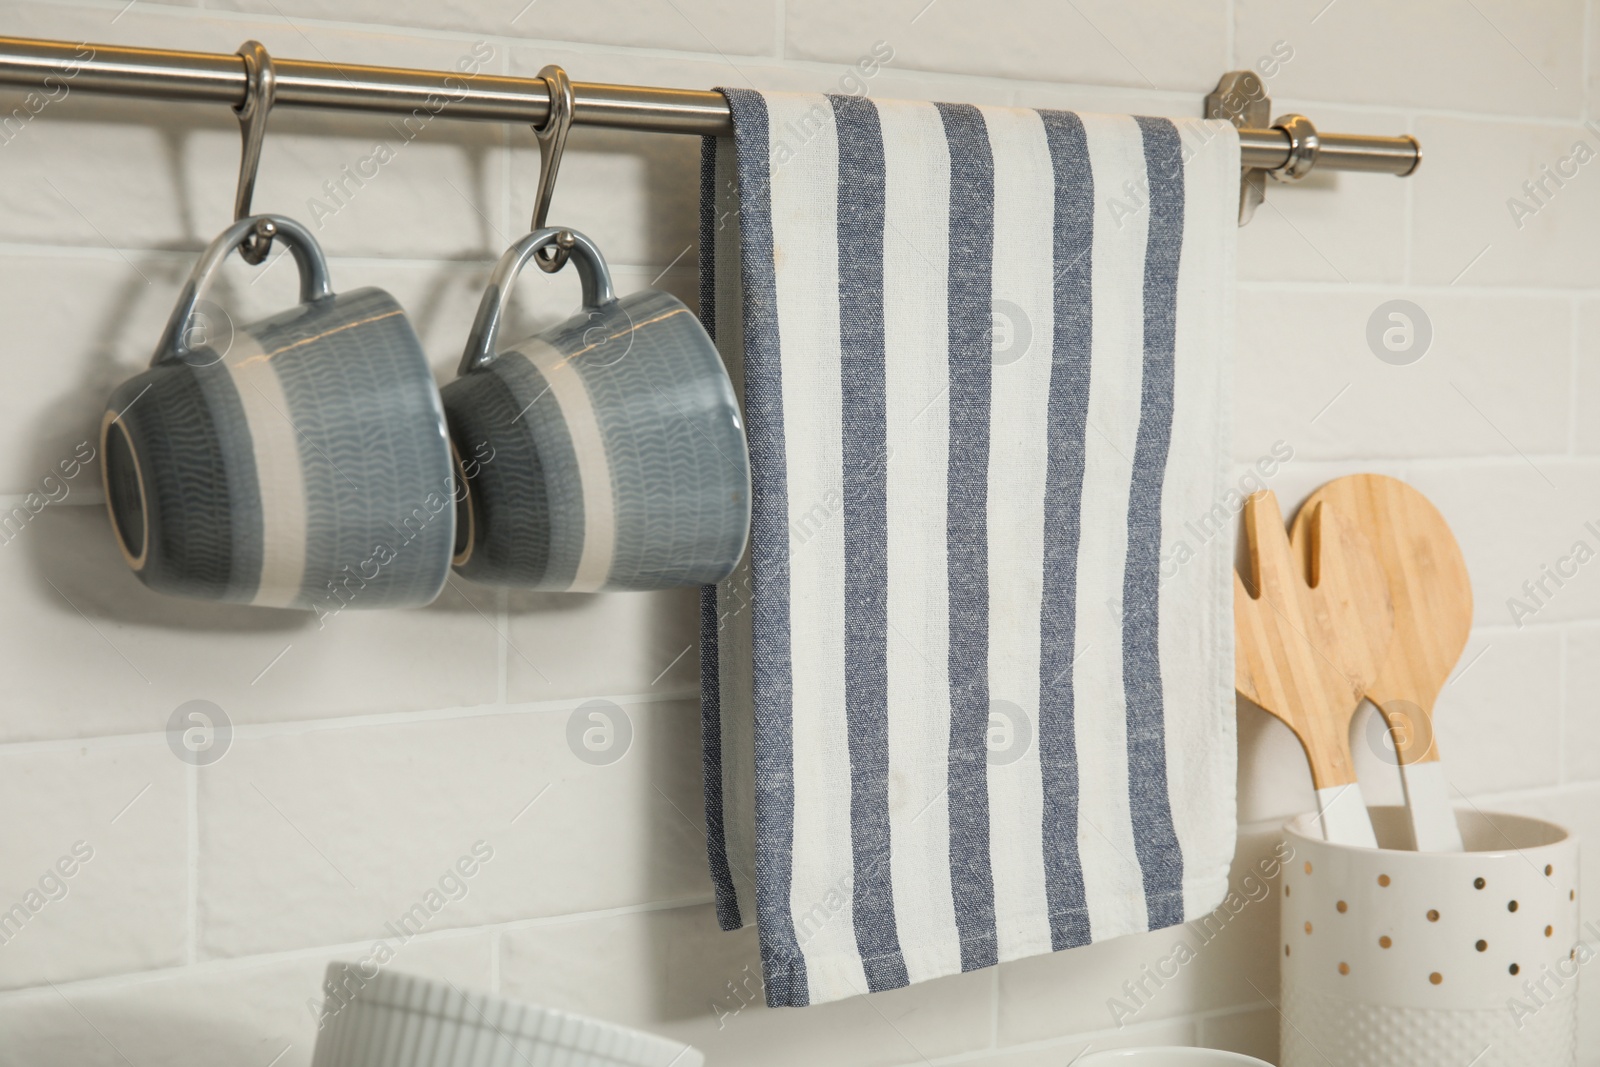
[[1234, 287, 1572, 462], [498, 905, 995, 1067], [0, 741, 187, 991], [195, 700, 708, 958], [0, 0, 1593, 1064], [1410, 115, 1600, 288], [785, 0, 1230, 93], [1234, 0, 1584, 118]]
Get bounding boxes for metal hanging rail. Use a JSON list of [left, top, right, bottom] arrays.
[[0, 35, 1421, 179]]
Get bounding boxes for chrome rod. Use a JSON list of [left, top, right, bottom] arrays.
[[0, 36, 734, 131], [1239, 127, 1420, 175], [0, 35, 1419, 174]]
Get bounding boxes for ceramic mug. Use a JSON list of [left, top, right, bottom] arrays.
[[100, 214, 455, 613], [443, 227, 750, 591]]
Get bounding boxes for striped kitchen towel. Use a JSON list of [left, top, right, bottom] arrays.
[[698, 89, 1240, 1007]]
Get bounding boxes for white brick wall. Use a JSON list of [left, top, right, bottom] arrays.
[[0, 0, 1592, 1063]]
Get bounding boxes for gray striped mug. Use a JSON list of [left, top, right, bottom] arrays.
[[443, 228, 749, 591], [100, 214, 455, 614]]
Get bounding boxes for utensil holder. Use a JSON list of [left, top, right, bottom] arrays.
[[1279, 806, 1579, 1066]]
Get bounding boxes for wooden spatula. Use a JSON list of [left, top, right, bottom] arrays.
[[1290, 475, 1473, 852], [1235, 490, 1394, 847]]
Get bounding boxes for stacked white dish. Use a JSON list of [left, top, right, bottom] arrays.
[[310, 963, 702, 1067]]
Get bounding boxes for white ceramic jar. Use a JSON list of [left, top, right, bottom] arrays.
[[1279, 806, 1579, 1066]]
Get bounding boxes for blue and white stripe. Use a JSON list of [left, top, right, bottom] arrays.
[[700, 90, 1239, 1007]]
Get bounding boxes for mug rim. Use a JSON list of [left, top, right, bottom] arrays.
[[450, 438, 476, 569], [100, 409, 150, 572]]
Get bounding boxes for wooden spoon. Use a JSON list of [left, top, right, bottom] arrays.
[[1290, 474, 1473, 852], [1235, 490, 1394, 846]]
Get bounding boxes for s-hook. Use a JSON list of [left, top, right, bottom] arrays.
[[529, 64, 575, 273], [233, 40, 277, 264]]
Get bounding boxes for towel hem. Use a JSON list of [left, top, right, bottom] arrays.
[[759, 870, 1231, 1007]]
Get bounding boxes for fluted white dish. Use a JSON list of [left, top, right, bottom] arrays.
[[309, 962, 703, 1067], [1078, 1049, 1272, 1065]]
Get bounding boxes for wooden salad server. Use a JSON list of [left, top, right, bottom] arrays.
[[1235, 491, 1394, 847], [1290, 475, 1473, 851]]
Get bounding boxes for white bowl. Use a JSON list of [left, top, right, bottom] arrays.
[[309, 962, 703, 1067], [1078, 1049, 1272, 1065]]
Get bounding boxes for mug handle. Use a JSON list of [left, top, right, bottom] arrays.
[[152, 213, 334, 366], [457, 227, 616, 375]]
